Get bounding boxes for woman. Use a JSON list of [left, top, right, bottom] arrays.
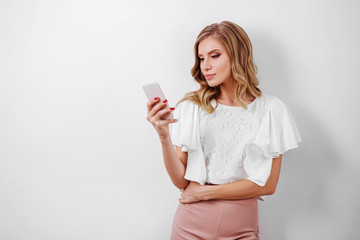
[[146, 21, 302, 240]]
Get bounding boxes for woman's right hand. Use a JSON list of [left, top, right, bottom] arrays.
[[146, 97, 178, 140]]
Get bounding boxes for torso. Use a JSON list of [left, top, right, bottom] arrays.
[[199, 93, 272, 184]]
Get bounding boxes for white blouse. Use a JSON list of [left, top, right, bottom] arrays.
[[170, 93, 302, 200]]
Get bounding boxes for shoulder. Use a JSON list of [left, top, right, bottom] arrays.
[[259, 93, 288, 110], [175, 100, 196, 111], [254, 93, 294, 121], [257, 92, 281, 103], [177, 99, 196, 107], [176, 99, 202, 112], [269, 95, 291, 114], [173, 100, 201, 120], [252, 93, 273, 112], [260, 94, 298, 126]]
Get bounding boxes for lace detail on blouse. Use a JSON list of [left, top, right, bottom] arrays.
[[199, 94, 271, 184]]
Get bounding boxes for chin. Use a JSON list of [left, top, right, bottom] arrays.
[[206, 80, 221, 88]]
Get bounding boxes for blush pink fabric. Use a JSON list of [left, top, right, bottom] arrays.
[[170, 198, 259, 240]]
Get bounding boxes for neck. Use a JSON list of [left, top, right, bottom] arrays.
[[217, 81, 253, 104]]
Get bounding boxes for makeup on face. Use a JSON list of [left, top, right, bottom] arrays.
[[198, 37, 233, 87]]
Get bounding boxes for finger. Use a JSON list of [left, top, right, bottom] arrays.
[[153, 107, 175, 122], [149, 115, 177, 127], [159, 118, 178, 125], [146, 97, 160, 114], [147, 99, 165, 122], [149, 99, 168, 117], [152, 117, 178, 128]]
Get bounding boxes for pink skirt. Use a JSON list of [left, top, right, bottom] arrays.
[[170, 198, 259, 240]]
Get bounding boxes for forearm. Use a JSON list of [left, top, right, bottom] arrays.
[[160, 135, 189, 189], [200, 155, 282, 200], [201, 179, 270, 200]]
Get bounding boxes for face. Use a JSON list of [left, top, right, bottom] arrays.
[[198, 36, 233, 87]]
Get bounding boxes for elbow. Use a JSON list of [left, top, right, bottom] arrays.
[[262, 178, 278, 195], [265, 185, 276, 195], [175, 179, 189, 190], [267, 187, 276, 195]]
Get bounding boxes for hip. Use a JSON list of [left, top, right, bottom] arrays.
[[171, 198, 259, 239]]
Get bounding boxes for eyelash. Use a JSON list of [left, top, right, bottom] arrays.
[[199, 54, 220, 61]]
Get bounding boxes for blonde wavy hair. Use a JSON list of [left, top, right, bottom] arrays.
[[176, 21, 262, 113]]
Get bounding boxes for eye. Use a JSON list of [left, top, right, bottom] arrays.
[[211, 54, 220, 59], [199, 57, 204, 61]]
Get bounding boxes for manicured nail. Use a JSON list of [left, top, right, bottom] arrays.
[[170, 107, 175, 110], [154, 97, 159, 100], [163, 99, 167, 103]]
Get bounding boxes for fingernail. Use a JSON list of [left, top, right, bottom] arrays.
[[170, 107, 175, 110], [163, 99, 167, 103], [154, 97, 159, 100]]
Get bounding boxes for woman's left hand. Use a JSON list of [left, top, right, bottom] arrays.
[[179, 181, 205, 204]]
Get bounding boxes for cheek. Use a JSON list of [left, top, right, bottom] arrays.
[[225, 59, 232, 75], [218, 59, 231, 74]]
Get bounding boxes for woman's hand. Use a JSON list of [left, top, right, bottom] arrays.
[[146, 97, 178, 140], [179, 181, 205, 204]]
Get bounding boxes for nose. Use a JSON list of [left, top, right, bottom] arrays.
[[201, 58, 212, 71]]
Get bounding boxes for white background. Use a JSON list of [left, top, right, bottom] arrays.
[[1, 0, 359, 239]]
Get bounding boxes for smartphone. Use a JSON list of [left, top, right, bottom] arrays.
[[142, 82, 174, 120]]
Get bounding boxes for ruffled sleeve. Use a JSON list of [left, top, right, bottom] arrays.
[[169, 100, 207, 184], [244, 96, 302, 187]]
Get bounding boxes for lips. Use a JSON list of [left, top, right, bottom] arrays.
[[205, 74, 216, 79]]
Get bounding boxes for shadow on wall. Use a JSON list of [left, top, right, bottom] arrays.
[[252, 31, 360, 240], [263, 109, 360, 240]]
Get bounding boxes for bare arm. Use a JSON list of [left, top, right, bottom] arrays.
[[180, 154, 282, 203], [203, 154, 282, 199], [146, 97, 189, 189], [160, 135, 189, 189]]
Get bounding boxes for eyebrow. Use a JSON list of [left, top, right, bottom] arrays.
[[198, 49, 222, 57]]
